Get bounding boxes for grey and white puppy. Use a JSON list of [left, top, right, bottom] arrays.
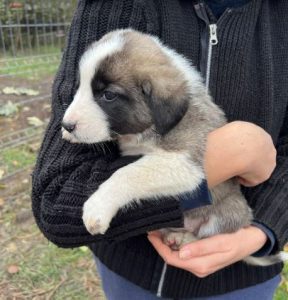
[[62, 29, 287, 266]]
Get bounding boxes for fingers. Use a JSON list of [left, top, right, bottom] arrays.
[[147, 232, 188, 269], [148, 227, 267, 278], [147, 233, 238, 278], [179, 234, 233, 260], [148, 232, 233, 262]]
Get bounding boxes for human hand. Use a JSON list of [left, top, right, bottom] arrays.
[[205, 121, 276, 188], [148, 226, 267, 278]]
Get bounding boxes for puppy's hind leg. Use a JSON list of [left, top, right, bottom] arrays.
[[185, 180, 253, 239], [162, 229, 199, 250]]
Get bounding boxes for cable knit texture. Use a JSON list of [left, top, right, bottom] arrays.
[[32, 0, 288, 298]]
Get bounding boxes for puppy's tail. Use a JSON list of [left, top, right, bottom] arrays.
[[243, 251, 288, 266]]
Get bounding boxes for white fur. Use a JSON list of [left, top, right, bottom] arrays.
[[62, 31, 126, 143], [79, 31, 125, 84], [244, 251, 288, 266], [62, 88, 111, 143], [62, 30, 209, 235], [83, 151, 204, 234], [62, 29, 214, 144], [64, 30, 288, 268], [61, 29, 207, 235]]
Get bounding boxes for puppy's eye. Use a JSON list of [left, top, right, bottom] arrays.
[[102, 91, 117, 102]]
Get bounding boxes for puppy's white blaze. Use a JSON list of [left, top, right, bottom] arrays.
[[62, 32, 127, 144], [79, 32, 125, 84], [62, 90, 110, 143]]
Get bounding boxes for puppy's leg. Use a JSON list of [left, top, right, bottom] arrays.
[[161, 229, 199, 250], [83, 152, 204, 235]]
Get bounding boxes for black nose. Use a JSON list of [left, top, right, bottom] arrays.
[[62, 121, 76, 133]]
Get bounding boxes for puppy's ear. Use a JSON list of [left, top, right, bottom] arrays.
[[141, 80, 188, 135]]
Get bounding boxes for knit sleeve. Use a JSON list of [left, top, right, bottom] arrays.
[[31, 0, 184, 248], [243, 108, 288, 253]]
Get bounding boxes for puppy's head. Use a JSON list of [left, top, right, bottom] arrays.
[[62, 29, 193, 144]]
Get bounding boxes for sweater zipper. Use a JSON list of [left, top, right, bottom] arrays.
[[156, 262, 167, 297], [206, 24, 218, 93], [194, 2, 219, 93], [157, 4, 219, 298]]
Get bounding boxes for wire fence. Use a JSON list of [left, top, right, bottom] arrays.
[[0, 0, 76, 56], [0, 0, 77, 78], [0, 0, 77, 184]]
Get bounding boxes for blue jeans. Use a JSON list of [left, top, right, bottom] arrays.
[[95, 258, 281, 300]]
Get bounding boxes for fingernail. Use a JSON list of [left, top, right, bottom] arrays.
[[179, 249, 191, 259]]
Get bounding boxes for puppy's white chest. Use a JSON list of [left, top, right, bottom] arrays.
[[118, 134, 156, 156]]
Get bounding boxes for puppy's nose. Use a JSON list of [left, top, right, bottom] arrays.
[[62, 121, 76, 133]]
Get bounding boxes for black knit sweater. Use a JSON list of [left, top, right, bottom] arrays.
[[32, 0, 288, 298]]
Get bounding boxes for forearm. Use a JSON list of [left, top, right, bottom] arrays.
[[204, 123, 242, 188], [204, 121, 276, 188]]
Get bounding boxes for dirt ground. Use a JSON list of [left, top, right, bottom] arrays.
[[0, 76, 105, 300], [0, 77, 52, 135]]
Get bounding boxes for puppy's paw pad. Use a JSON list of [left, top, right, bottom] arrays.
[[82, 201, 110, 235], [163, 232, 185, 250], [83, 217, 108, 235]]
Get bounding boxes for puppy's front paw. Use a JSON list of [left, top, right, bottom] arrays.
[[82, 197, 112, 235]]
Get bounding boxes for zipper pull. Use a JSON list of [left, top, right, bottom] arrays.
[[209, 24, 218, 46]]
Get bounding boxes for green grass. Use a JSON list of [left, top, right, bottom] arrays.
[[0, 193, 105, 299], [1, 145, 36, 174], [8, 242, 94, 299], [0, 46, 61, 80], [274, 263, 288, 300], [0, 45, 62, 60]]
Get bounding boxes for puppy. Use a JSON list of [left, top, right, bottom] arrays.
[[62, 29, 287, 266]]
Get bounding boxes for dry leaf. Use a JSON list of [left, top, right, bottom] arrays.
[[3, 86, 39, 96], [0, 198, 4, 207], [17, 88, 39, 96], [22, 106, 30, 112], [27, 116, 44, 127], [43, 104, 51, 111], [2, 87, 18, 95], [12, 160, 19, 166], [80, 246, 89, 253], [0, 101, 19, 117], [0, 169, 4, 179], [27, 142, 40, 153], [7, 265, 19, 274], [6, 242, 17, 253]]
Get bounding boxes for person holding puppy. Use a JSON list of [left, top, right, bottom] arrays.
[[32, 0, 288, 299]]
